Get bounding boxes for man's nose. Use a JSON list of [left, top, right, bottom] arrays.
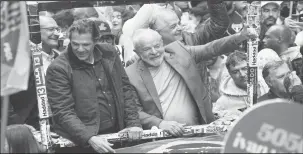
[[78, 45, 85, 51], [239, 69, 247, 77], [151, 47, 158, 55], [53, 30, 60, 36]]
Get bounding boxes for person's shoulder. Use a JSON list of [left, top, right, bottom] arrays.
[[95, 43, 118, 56], [47, 52, 69, 72], [256, 93, 270, 104]]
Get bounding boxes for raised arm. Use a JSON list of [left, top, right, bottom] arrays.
[[184, 0, 230, 45], [46, 65, 94, 146], [187, 26, 256, 63]]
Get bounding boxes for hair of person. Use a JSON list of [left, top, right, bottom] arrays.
[[132, 28, 162, 51], [68, 18, 100, 41], [262, 60, 285, 80], [52, 9, 74, 29], [225, 51, 247, 71], [152, 8, 178, 31], [112, 5, 135, 24], [5, 124, 41, 153]]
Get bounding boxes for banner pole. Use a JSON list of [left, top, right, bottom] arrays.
[[246, 1, 261, 107], [0, 96, 9, 153]]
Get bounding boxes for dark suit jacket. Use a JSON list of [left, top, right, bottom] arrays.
[[126, 33, 247, 129]]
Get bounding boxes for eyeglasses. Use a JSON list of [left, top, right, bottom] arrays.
[[41, 27, 61, 33]]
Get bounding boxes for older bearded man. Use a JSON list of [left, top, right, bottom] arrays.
[[126, 27, 256, 137]]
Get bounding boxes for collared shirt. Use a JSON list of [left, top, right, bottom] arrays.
[[91, 61, 118, 133], [29, 42, 60, 75], [149, 61, 199, 125]]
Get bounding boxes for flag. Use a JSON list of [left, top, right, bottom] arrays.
[[1, 1, 31, 96]]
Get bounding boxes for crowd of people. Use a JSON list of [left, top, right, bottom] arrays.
[[2, 0, 303, 153]]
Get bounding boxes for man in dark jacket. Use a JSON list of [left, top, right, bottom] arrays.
[[46, 19, 142, 153], [258, 60, 303, 104]]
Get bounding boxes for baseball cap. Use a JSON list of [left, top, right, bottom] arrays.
[[261, 1, 283, 8], [91, 19, 114, 38]]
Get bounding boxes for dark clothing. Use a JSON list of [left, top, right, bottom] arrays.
[[257, 90, 279, 103], [46, 43, 142, 147], [90, 59, 118, 133], [257, 85, 303, 104]]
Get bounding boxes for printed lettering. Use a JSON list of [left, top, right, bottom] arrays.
[[34, 68, 42, 86], [233, 132, 246, 150]]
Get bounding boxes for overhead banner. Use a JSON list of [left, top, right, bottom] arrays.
[[1, 1, 31, 96]]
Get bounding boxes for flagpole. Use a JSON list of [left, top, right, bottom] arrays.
[[1, 96, 9, 153]]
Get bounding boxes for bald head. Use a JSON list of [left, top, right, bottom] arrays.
[[267, 25, 292, 44], [39, 16, 58, 28], [263, 25, 293, 54]]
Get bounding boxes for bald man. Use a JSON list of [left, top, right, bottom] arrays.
[[7, 16, 60, 130], [263, 25, 302, 63]]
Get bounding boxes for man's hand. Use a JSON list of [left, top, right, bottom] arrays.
[[158, 121, 186, 137], [284, 71, 302, 93], [88, 136, 115, 153], [240, 25, 258, 40], [118, 127, 143, 141]]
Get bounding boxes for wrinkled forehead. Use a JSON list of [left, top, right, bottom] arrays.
[[39, 16, 58, 28], [270, 63, 290, 77], [154, 9, 179, 29], [138, 34, 162, 48]]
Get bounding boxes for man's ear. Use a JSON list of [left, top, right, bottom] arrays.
[[265, 77, 273, 87]]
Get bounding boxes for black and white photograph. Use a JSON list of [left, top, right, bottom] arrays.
[[1, 0, 303, 153]]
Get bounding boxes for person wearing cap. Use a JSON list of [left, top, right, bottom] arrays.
[[260, 1, 283, 41], [45, 19, 142, 153], [92, 18, 126, 67]]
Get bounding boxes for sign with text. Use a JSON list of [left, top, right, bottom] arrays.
[[223, 99, 303, 153]]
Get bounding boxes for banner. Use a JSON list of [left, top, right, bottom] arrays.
[[1, 1, 31, 96]]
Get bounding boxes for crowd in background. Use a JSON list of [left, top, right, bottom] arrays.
[[2, 1, 303, 153]]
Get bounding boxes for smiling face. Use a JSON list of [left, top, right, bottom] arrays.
[[40, 17, 60, 48], [156, 10, 183, 45], [70, 32, 95, 63], [111, 11, 123, 30], [134, 31, 165, 67]]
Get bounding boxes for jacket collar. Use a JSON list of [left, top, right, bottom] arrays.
[[67, 43, 114, 69]]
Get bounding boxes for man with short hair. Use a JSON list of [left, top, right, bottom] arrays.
[[260, 1, 283, 41], [263, 25, 302, 64], [126, 27, 256, 137], [215, 51, 266, 112], [46, 19, 142, 153], [258, 61, 303, 104]]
